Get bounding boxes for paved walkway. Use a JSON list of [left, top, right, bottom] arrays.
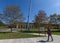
[[0, 33, 60, 43]]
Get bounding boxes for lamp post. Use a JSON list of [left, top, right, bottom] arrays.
[[26, 0, 31, 31]]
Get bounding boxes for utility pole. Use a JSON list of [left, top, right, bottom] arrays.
[[26, 0, 31, 31]]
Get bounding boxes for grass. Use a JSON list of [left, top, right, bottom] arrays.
[[0, 28, 60, 39], [0, 32, 43, 39], [21, 28, 60, 35], [0, 32, 60, 39], [52, 32, 60, 35]]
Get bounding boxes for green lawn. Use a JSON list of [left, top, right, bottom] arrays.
[[0, 32, 42, 39], [0, 28, 60, 39], [52, 32, 60, 35], [21, 28, 60, 35]]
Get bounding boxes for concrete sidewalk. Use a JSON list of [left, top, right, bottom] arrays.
[[0, 33, 60, 43]]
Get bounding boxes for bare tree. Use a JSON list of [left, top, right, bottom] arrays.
[[34, 10, 48, 35], [34, 10, 48, 28], [3, 6, 24, 32]]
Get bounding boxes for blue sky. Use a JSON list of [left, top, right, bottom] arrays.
[[0, 0, 60, 23]]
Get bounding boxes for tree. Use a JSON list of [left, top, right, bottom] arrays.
[[57, 15, 60, 29], [34, 10, 48, 34], [58, 15, 60, 23], [0, 21, 5, 26], [34, 10, 48, 28], [34, 10, 48, 35], [49, 14, 58, 29], [49, 14, 58, 24], [3, 6, 24, 32]]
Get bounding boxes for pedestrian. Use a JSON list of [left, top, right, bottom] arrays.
[[47, 27, 53, 41]]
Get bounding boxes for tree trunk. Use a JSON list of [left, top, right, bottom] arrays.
[[11, 28, 12, 32], [16, 24, 19, 29]]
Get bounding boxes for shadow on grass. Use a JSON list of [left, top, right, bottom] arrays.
[[0, 32, 12, 33]]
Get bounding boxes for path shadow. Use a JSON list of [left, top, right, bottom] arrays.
[[37, 40, 49, 43], [38, 40, 53, 42]]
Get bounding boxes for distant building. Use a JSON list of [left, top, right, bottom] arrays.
[[9, 22, 60, 29], [19, 23, 34, 29], [13, 22, 35, 29]]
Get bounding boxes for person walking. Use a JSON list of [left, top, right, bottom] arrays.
[[47, 27, 53, 41]]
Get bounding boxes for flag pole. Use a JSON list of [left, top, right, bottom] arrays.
[[26, 0, 31, 31]]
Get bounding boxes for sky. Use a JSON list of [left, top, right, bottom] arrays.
[[0, 0, 60, 23]]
